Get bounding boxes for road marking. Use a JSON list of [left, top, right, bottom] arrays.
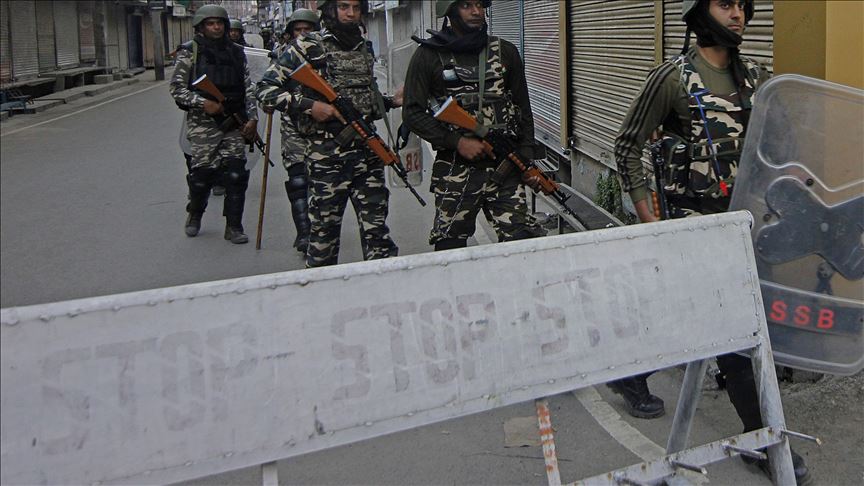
[[574, 386, 709, 484], [1, 81, 168, 137]]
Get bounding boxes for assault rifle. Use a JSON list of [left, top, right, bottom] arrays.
[[648, 138, 672, 220], [433, 97, 579, 220], [191, 74, 268, 156], [288, 62, 426, 207]]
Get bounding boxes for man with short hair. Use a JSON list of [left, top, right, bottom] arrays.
[[614, 0, 810, 483], [170, 5, 258, 244], [256, 0, 400, 267], [402, 0, 545, 252]]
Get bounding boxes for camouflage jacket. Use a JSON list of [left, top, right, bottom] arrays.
[[169, 39, 258, 121]]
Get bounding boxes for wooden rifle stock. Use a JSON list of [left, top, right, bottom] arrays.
[[191, 74, 225, 103], [289, 62, 338, 102]]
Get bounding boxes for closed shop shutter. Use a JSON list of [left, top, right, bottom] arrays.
[[569, 0, 656, 164], [1, 0, 12, 83], [488, 0, 522, 54], [127, 12, 143, 69], [55, 1, 80, 68], [523, 0, 563, 148], [9, 0, 39, 80], [143, 11, 154, 67], [79, 0, 96, 62], [36, 0, 56, 72], [105, 2, 119, 68], [117, 6, 129, 70], [663, 0, 774, 73]]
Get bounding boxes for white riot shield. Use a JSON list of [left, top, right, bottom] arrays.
[[177, 47, 274, 169], [386, 39, 423, 187], [730, 74, 864, 375]]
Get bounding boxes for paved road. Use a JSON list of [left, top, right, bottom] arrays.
[[0, 73, 844, 485]]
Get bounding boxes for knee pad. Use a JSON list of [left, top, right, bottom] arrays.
[[285, 173, 308, 196], [187, 167, 219, 193], [222, 159, 250, 192], [286, 163, 306, 179], [434, 239, 467, 251]]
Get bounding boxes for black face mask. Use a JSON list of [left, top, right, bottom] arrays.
[[322, 16, 364, 49], [195, 29, 228, 49], [412, 15, 488, 54]]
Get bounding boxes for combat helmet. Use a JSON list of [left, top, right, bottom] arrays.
[[317, 0, 370, 16], [287, 8, 320, 31], [229, 19, 244, 32], [436, 0, 492, 18], [192, 4, 229, 28], [681, 0, 754, 23]]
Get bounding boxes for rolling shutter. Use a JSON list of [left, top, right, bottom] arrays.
[[79, 0, 96, 62], [663, 0, 774, 73], [55, 1, 80, 68], [1, 0, 12, 83], [569, 0, 657, 164], [488, 0, 522, 54], [523, 0, 563, 148], [36, 0, 56, 72], [9, 0, 39, 80]]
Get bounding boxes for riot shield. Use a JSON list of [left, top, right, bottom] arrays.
[[730, 74, 864, 375], [177, 47, 274, 169], [386, 39, 423, 188]]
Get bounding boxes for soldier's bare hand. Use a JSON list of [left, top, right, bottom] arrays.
[[311, 101, 346, 124], [241, 120, 258, 140], [457, 137, 486, 161], [203, 99, 223, 115], [392, 85, 404, 107], [635, 198, 659, 223]]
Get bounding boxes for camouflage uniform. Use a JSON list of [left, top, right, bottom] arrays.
[[403, 35, 544, 249], [256, 28, 398, 267], [169, 36, 258, 241]]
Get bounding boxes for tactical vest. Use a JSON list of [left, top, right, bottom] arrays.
[[437, 37, 520, 138], [665, 52, 760, 199], [296, 33, 379, 137], [187, 39, 246, 115]]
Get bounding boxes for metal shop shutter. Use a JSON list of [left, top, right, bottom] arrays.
[[9, 0, 39, 80], [523, 0, 563, 149], [105, 2, 119, 69], [36, 0, 56, 72], [79, 0, 96, 62], [663, 0, 774, 73], [488, 0, 522, 54], [54, 0, 80, 68], [1, 0, 12, 83], [569, 0, 657, 164]]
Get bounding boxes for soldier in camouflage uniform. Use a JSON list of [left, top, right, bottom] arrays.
[[256, 0, 399, 267], [170, 4, 258, 244], [229, 19, 249, 47], [402, 0, 544, 252], [614, 0, 810, 483], [279, 8, 319, 253]]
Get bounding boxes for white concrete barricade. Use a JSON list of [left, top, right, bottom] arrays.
[[2, 212, 771, 485]]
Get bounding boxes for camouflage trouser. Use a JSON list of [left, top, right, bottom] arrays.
[[280, 114, 307, 172], [186, 110, 247, 170], [305, 145, 398, 268], [429, 154, 544, 245]]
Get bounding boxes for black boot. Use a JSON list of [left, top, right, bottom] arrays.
[[742, 448, 812, 486], [607, 374, 665, 419], [185, 167, 217, 237], [224, 222, 249, 244], [185, 212, 203, 237], [285, 167, 310, 253], [222, 158, 250, 245]]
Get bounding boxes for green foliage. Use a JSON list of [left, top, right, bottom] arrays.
[[595, 172, 636, 225]]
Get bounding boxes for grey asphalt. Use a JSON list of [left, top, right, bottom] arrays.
[[0, 73, 836, 485]]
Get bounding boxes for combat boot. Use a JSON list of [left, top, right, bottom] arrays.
[[742, 447, 812, 486], [224, 223, 249, 244], [185, 212, 203, 237], [607, 374, 665, 419]]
